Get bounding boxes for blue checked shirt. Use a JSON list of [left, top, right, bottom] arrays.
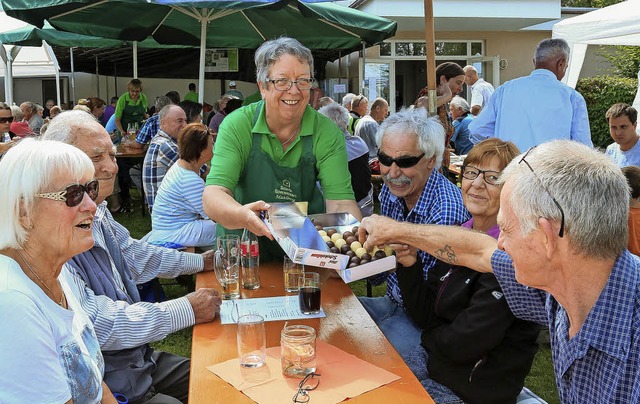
[[143, 129, 178, 210], [135, 114, 160, 145], [378, 170, 470, 305], [491, 249, 640, 403], [62, 202, 203, 350]]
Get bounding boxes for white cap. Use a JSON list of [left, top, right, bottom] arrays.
[[229, 81, 237, 87]]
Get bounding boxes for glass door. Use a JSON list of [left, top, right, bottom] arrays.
[[358, 58, 395, 112], [466, 55, 500, 89]]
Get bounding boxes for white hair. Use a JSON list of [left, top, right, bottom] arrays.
[[254, 37, 314, 86], [500, 140, 629, 259], [43, 110, 102, 144], [318, 103, 349, 133], [375, 108, 445, 169], [450, 96, 470, 113], [534, 38, 570, 64], [342, 93, 356, 108], [0, 138, 94, 249]]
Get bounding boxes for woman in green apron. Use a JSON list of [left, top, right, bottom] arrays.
[[203, 37, 362, 261], [114, 79, 148, 211]]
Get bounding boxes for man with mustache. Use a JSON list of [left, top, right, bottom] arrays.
[[358, 108, 469, 357]]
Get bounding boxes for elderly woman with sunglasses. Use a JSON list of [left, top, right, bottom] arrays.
[[389, 139, 542, 403], [0, 138, 116, 403], [203, 37, 361, 260], [148, 123, 217, 247]]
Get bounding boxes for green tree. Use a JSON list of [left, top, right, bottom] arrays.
[[599, 46, 640, 79]]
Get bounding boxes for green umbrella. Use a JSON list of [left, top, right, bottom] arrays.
[[2, 0, 397, 103]]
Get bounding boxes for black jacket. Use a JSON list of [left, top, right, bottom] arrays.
[[397, 260, 541, 404]]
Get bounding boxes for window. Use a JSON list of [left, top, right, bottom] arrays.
[[379, 40, 483, 58]]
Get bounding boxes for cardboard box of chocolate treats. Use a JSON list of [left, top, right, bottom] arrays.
[[264, 202, 396, 283]]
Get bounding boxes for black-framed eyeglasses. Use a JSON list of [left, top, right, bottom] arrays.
[[292, 373, 321, 403], [462, 165, 501, 186], [518, 147, 565, 238], [266, 77, 317, 92], [377, 151, 425, 169], [0, 116, 14, 124], [36, 180, 99, 207]]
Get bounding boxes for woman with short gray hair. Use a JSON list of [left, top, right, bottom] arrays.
[[203, 36, 362, 261]]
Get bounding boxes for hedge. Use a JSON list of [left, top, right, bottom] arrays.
[[576, 75, 638, 149]]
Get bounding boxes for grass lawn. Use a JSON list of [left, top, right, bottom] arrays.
[[113, 197, 559, 403]]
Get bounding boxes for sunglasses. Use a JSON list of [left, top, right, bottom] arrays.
[[0, 116, 14, 124], [352, 95, 366, 109], [36, 180, 100, 207], [377, 151, 425, 168]]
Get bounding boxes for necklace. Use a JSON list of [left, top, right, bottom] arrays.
[[17, 250, 65, 307], [281, 125, 301, 147]]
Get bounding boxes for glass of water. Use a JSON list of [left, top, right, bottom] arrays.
[[237, 314, 266, 368]]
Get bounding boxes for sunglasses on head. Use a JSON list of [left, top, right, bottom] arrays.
[[0, 116, 14, 124], [377, 151, 426, 168], [36, 180, 100, 207]]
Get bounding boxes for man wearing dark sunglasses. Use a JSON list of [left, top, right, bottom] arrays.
[[359, 140, 640, 403], [358, 108, 469, 356], [44, 110, 223, 404]]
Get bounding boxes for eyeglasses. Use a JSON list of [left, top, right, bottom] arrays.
[[266, 77, 317, 92], [377, 151, 425, 169], [462, 165, 501, 185], [292, 373, 321, 403], [36, 180, 100, 207], [0, 116, 14, 124], [518, 147, 565, 238]]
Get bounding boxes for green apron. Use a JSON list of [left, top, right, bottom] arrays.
[[121, 97, 145, 132], [218, 102, 325, 261]]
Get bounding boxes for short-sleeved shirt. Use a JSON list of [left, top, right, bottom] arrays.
[[184, 91, 199, 102], [379, 170, 470, 305], [605, 139, 640, 168], [491, 249, 640, 403], [115, 92, 148, 119], [0, 255, 104, 403], [470, 78, 495, 109], [206, 102, 354, 201]]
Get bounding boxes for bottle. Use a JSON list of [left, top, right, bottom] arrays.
[[240, 228, 260, 290]]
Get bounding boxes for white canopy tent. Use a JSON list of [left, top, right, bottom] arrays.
[[552, 0, 640, 89], [0, 11, 61, 105]]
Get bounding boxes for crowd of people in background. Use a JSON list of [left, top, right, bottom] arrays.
[[2, 35, 640, 403]]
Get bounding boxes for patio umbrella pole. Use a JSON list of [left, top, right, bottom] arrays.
[[95, 55, 99, 100], [198, 11, 207, 105], [133, 41, 138, 79], [70, 47, 76, 106], [361, 41, 365, 96], [43, 41, 62, 107], [424, 0, 437, 114]]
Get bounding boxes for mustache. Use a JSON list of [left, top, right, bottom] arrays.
[[383, 173, 412, 186]]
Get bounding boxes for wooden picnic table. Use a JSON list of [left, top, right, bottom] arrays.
[[115, 142, 147, 158], [189, 262, 433, 403]]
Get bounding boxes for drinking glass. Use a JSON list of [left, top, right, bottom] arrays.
[[298, 272, 321, 314], [283, 257, 304, 293], [281, 324, 317, 378], [237, 314, 266, 368], [215, 235, 240, 299]]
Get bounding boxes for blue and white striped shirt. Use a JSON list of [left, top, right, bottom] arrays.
[[378, 170, 470, 305], [492, 249, 640, 403], [63, 202, 203, 350]]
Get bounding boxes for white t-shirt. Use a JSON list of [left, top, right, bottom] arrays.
[[0, 255, 104, 403], [470, 78, 495, 109]]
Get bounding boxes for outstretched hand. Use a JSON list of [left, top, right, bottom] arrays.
[[241, 201, 273, 240], [358, 214, 397, 251]]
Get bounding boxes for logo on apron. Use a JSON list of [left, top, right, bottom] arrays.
[[275, 178, 296, 201]]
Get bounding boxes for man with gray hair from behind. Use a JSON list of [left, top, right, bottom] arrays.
[[358, 140, 640, 402], [318, 102, 373, 216], [469, 38, 592, 151], [42, 110, 222, 404]]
